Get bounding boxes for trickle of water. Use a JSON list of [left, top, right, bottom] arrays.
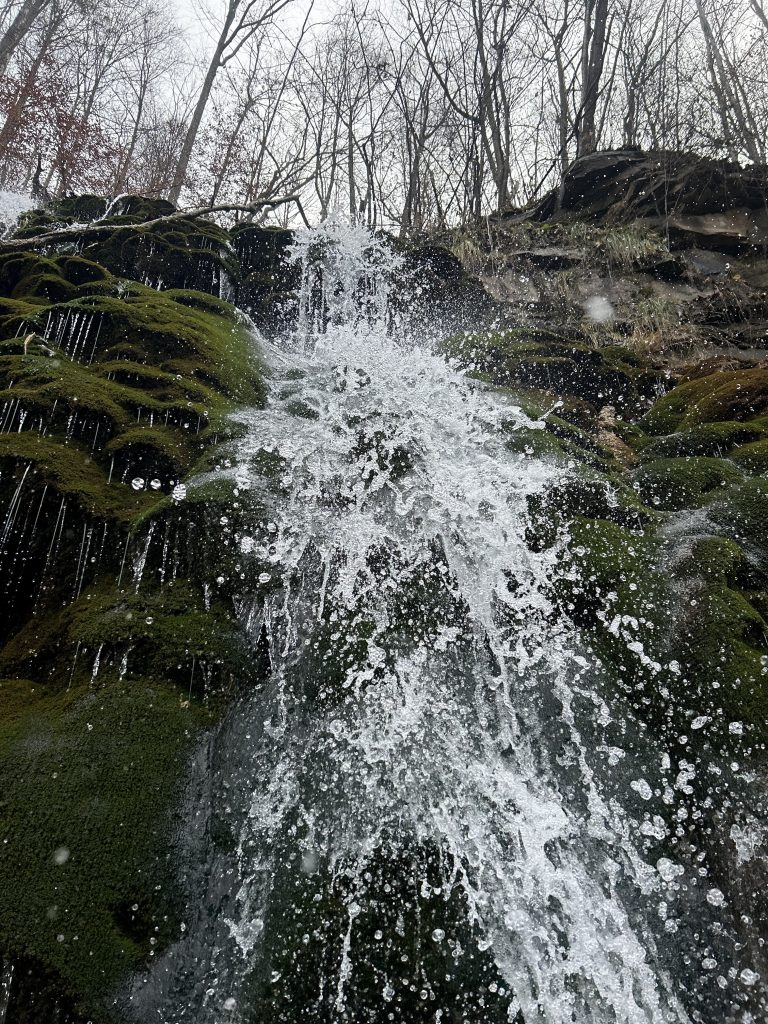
[[131, 222, 700, 1024]]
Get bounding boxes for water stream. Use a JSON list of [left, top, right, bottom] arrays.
[[127, 222, 739, 1023]]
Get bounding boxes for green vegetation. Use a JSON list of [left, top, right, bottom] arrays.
[[0, 223, 270, 1020]]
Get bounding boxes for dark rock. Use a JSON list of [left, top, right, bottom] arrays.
[[506, 150, 768, 252]]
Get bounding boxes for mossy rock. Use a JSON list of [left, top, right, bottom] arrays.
[[0, 676, 208, 1023], [729, 438, 768, 475], [709, 478, 768, 566], [633, 456, 744, 511], [0, 577, 256, 696], [640, 420, 768, 460], [440, 328, 662, 412], [241, 837, 517, 1023], [230, 224, 298, 327], [11, 197, 236, 298], [668, 536, 768, 744], [641, 369, 768, 435], [505, 423, 568, 460]]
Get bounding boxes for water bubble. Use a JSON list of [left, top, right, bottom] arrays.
[[740, 968, 759, 986], [172, 483, 187, 501], [149, 478, 162, 490], [707, 888, 725, 907], [630, 778, 653, 801], [382, 983, 395, 1001], [145, 616, 154, 625], [258, 572, 272, 584], [431, 928, 445, 943], [729, 721, 744, 735], [52, 846, 69, 866], [224, 998, 237, 1011], [131, 477, 145, 491], [656, 857, 684, 883]]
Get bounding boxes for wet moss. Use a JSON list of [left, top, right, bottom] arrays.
[[0, 434, 160, 521], [633, 456, 744, 511], [668, 537, 768, 744], [440, 327, 662, 412], [13, 197, 236, 297], [0, 579, 255, 697], [641, 369, 768, 435], [639, 420, 768, 460], [242, 838, 518, 1024], [0, 675, 208, 1023], [729, 438, 768, 475], [709, 478, 768, 566]]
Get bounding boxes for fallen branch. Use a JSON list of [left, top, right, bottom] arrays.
[[0, 194, 311, 253]]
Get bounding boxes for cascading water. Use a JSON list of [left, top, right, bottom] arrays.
[[127, 221, 746, 1024]]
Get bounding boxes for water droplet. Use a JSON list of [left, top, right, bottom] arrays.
[[172, 483, 187, 501], [258, 572, 272, 584], [52, 846, 69, 866], [150, 478, 162, 490], [131, 477, 145, 491], [431, 928, 445, 943], [145, 616, 154, 625], [707, 888, 725, 907], [224, 997, 236, 1011]]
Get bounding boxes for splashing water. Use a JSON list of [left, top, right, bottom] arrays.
[[129, 221, 696, 1024]]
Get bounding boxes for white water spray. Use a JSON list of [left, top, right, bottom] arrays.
[[130, 221, 691, 1024]]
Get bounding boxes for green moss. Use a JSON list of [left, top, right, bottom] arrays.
[[668, 536, 768, 743], [439, 327, 662, 412], [11, 198, 237, 297], [729, 438, 768, 475], [709, 478, 768, 565], [640, 420, 768, 460], [641, 369, 768, 435], [633, 456, 744, 511], [0, 676, 207, 1022], [0, 433, 159, 521], [242, 838, 517, 1023], [505, 424, 568, 459]]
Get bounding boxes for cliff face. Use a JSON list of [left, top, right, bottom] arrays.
[[0, 170, 766, 1022]]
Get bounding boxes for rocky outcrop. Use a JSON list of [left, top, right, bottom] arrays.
[[507, 149, 768, 251]]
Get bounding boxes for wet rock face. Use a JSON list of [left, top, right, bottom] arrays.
[[0, 227, 271, 1022], [507, 149, 768, 251], [1, 196, 768, 1022]]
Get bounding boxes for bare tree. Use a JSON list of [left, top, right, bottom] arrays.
[[167, 0, 297, 204]]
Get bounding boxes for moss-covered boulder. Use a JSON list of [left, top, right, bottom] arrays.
[[440, 328, 663, 413], [14, 195, 237, 297], [729, 438, 768, 475], [639, 419, 768, 460], [633, 456, 744, 510], [666, 536, 768, 745], [641, 369, 768, 435]]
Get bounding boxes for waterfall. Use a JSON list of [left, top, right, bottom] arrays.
[[128, 221, 699, 1024]]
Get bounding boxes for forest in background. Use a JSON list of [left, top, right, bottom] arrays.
[[1, 0, 767, 229]]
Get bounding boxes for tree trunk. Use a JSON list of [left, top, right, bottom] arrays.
[[169, 38, 227, 205], [0, 0, 50, 75], [577, 0, 609, 157]]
